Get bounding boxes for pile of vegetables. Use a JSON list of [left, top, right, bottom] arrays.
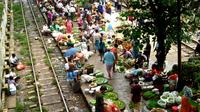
[[103, 84, 113, 92], [103, 92, 118, 100], [146, 100, 161, 109], [87, 70, 126, 110], [95, 77, 108, 85], [113, 100, 126, 110], [143, 91, 157, 100]]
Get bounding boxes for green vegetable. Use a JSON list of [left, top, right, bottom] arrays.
[[117, 60, 123, 66], [113, 100, 126, 110], [119, 66, 125, 72], [89, 99, 96, 105], [102, 84, 113, 92], [96, 72, 104, 77], [189, 99, 199, 106], [143, 91, 157, 100], [129, 101, 135, 109], [95, 77, 108, 85], [103, 92, 118, 100], [146, 100, 160, 109]]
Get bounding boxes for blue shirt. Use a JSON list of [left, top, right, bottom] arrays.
[[98, 5, 104, 13], [103, 51, 115, 65], [66, 71, 78, 81]]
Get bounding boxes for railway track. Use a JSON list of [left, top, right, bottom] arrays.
[[31, 0, 90, 111], [15, 0, 90, 111], [19, 0, 69, 111], [181, 38, 198, 58]]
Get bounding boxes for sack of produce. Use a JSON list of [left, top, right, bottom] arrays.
[[157, 99, 167, 108], [160, 95, 168, 102], [166, 97, 175, 105], [171, 91, 178, 97], [162, 92, 170, 96]]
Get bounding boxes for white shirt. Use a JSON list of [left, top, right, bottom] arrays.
[[5, 72, 16, 78], [69, 7, 76, 13], [10, 56, 18, 64], [65, 63, 69, 70], [93, 32, 101, 43], [57, 2, 63, 9]]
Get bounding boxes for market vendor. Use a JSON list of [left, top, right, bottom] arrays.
[[9, 53, 19, 67], [125, 64, 143, 79], [65, 57, 78, 86], [111, 44, 118, 72], [130, 80, 142, 111], [95, 86, 107, 112], [120, 49, 133, 59]]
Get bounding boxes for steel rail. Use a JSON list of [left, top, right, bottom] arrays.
[[26, 0, 70, 111], [19, 0, 43, 111], [181, 42, 196, 51]]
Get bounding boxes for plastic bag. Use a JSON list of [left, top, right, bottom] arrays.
[[16, 62, 25, 70]]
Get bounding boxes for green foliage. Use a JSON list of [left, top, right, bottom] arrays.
[[0, 2, 3, 20], [13, 3, 24, 31], [31, 107, 48, 112], [118, 0, 200, 65], [15, 32, 29, 57], [44, 56, 50, 67], [24, 74, 33, 80], [47, 48, 54, 53], [181, 56, 200, 90], [16, 101, 25, 112], [25, 60, 32, 66]]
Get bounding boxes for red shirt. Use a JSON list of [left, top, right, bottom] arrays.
[[168, 74, 178, 80]]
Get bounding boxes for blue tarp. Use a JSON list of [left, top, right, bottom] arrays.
[[64, 48, 80, 57]]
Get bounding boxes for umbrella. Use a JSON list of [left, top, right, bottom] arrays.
[[64, 48, 80, 57]]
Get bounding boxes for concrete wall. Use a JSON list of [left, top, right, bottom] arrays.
[[0, 0, 8, 109]]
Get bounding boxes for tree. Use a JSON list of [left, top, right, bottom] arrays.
[[118, 0, 200, 69]]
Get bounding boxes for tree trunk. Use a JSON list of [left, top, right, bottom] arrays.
[[155, 15, 167, 70], [156, 32, 166, 70]]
